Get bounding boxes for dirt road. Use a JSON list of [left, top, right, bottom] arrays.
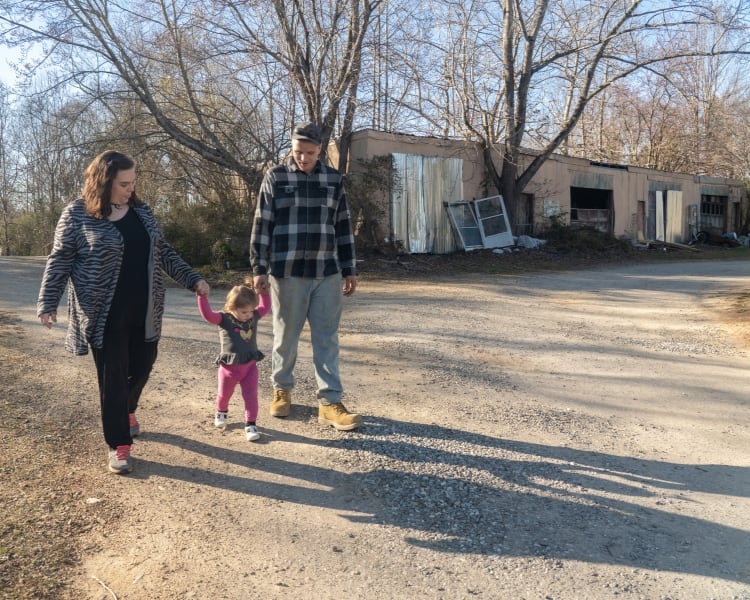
[[1, 255, 749, 599]]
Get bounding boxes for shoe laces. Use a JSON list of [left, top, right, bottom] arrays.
[[115, 445, 131, 460], [329, 403, 348, 415]]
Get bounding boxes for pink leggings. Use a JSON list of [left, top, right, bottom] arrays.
[[216, 362, 259, 423]]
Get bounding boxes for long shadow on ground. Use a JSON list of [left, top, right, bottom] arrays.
[[143, 417, 749, 584]]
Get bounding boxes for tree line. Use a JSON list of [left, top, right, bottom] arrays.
[[1, 0, 749, 261]]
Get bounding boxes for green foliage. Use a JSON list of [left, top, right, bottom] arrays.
[[159, 191, 253, 268], [160, 197, 254, 268], [345, 155, 393, 251], [162, 214, 213, 267], [211, 239, 234, 268], [4, 212, 56, 256], [537, 221, 635, 255]]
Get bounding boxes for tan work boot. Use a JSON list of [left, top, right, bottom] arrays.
[[270, 389, 291, 417], [318, 402, 362, 431]]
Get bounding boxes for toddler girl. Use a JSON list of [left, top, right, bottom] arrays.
[[198, 276, 271, 441]]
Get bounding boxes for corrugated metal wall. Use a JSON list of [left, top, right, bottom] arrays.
[[392, 153, 464, 254]]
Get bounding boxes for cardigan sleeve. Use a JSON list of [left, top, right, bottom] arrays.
[[140, 205, 202, 290], [37, 202, 78, 316]]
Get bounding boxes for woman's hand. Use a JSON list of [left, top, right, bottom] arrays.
[[194, 279, 210, 297], [40, 312, 57, 329]]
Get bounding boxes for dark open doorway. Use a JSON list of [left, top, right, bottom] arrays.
[[570, 187, 613, 233]]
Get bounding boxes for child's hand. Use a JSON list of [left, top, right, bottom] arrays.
[[194, 279, 210, 297], [254, 275, 269, 294]]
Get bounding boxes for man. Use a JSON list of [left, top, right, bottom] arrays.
[[250, 121, 362, 431]]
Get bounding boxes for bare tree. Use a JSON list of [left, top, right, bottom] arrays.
[[394, 0, 750, 218], [567, 73, 696, 172], [214, 0, 380, 168], [8, 81, 98, 252], [0, 0, 380, 181], [3, 0, 749, 248], [0, 84, 18, 255], [568, 48, 748, 179], [721, 92, 750, 183]]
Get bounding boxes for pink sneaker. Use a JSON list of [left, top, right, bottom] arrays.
[[129, 413, 140, 437], [108, 445, 133, 474]]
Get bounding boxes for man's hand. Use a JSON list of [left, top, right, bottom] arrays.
[[343, 275, 357, 297], [254, 274, 269, 295]]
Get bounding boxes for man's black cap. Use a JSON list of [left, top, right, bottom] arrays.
[[292, 121, 322, 145]]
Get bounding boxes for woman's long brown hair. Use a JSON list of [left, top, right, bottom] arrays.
[[82, 150, 142, 219]]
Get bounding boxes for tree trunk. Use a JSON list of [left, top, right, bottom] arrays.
[[483, 143, 520, 226]]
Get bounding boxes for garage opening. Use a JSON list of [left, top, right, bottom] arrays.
[[700, 195, 728, 235], [570, 187, 612, 233]]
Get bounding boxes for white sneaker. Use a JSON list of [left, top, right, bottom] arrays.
[[214, 411, 228, 428], [244, 425, 260, 441]]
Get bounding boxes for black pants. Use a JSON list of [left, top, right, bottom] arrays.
[[91, 304, 158, 449]]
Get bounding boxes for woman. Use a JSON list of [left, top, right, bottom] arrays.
[[37, 150, 210, 474]]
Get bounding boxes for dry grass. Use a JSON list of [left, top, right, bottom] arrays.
[[352, 234, 750, 280], [0, 312, 118, 600]]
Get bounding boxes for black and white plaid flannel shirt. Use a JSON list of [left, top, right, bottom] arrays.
[[250, 157, 356, 279]]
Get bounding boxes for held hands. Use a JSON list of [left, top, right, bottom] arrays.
[[253, 274, 269, 295], [194, 279, 210, 297], [40, 312, 57, 329], [252, 274, 355, 296]]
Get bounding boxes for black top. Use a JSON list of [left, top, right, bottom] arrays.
[[109, 208, 150, 322]]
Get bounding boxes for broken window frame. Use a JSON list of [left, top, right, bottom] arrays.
[[444, 195, 514, 250]]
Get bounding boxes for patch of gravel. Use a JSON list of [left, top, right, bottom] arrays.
[[313, 405, 626, 558], [375, 338, 512, 390], [557, 320, 733, 355]]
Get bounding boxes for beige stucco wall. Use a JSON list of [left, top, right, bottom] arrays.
[[344, 128, 746, 247], [347, 129, 489, 200]]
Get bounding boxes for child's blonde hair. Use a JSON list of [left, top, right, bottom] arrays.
[[223, 276, 259, 312]]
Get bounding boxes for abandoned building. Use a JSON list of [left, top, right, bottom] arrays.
[[341, 129, 747, 254]]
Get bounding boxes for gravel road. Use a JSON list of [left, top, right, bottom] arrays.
[[1, 255, 749, 600]]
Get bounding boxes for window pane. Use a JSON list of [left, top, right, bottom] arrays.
[[480, 215, 509, 236]]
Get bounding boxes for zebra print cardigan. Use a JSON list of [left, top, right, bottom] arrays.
[[37, 199, 203, 355]]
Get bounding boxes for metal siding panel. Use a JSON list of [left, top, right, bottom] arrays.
[[700, 184, 730, 196], [391, 153, 407, 249], [392, 153, 425, 253], [649, 180, 683, 192], [425, 156, 463, 253], [665, 190, 683, 243], [438, 158, 463, 253], [655, 191, 664, 241], [571, 172, 614, 190], [647, 192, 656, 241], [392, 153, 463, 254], [407, 155, 427, 253]]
